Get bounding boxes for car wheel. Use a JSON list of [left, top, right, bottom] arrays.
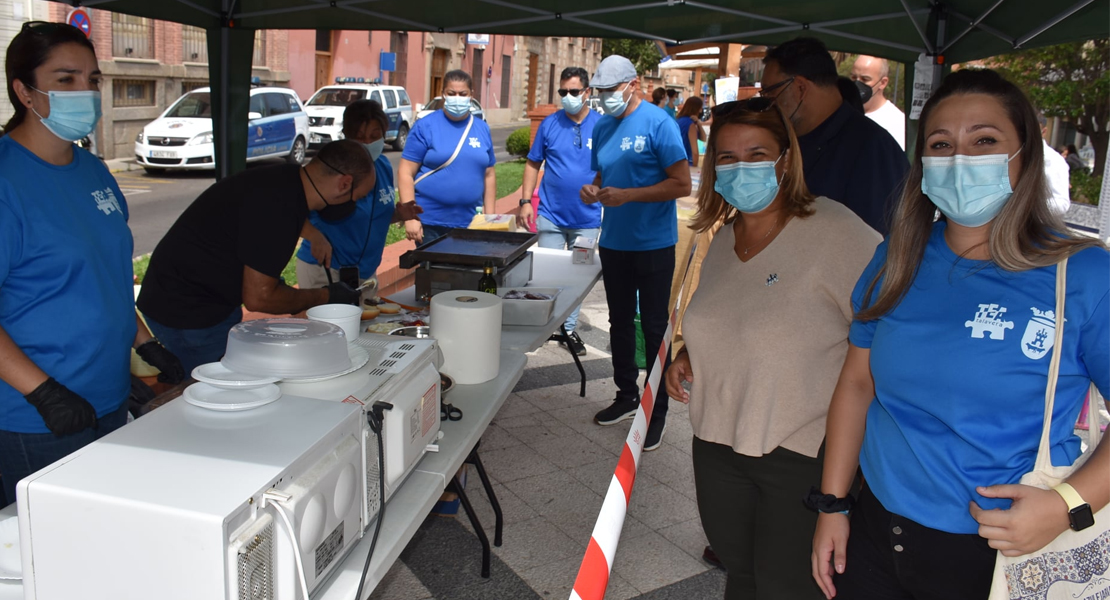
[[142, 166, 166, 175], [392, 124, 409, 151], [287, 136, 307, 164]]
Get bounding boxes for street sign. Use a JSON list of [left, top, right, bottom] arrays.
[[67, 7, 92, 38], [380, 51, 396, 72]]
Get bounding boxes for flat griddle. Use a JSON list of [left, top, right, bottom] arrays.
[[399, 229, 538, 269]]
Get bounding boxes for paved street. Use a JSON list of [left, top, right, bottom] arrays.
[[123, 120, 525, 258]]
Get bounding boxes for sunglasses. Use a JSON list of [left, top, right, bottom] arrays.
[[758, 76, 795, 98], [21, 21, 72, 35], [557, 88, 588, 97], [712, 95, 779, 119]]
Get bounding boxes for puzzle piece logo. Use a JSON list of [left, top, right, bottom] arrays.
[[964, 303, 1013, 340], [620, 137, 632, 151], [468, 137, 481, 148], [91, 187, 121, 216]]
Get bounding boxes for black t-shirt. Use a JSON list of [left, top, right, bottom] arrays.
[[137, 164, 308, 329]]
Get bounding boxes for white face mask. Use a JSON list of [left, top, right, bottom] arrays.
[[921, 148, 1022, 227], [363, 138, 385, 162]]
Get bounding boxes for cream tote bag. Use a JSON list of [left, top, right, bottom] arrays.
[[989, 257, 1110, 600]]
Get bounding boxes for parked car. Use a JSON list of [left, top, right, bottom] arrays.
[[415, 97, 485, 122], [304, 81, 414, 151], [134, 86, 309, 173]]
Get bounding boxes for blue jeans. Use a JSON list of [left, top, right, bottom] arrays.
[[420, 224, 453, 245], [144, 307, 243, 376], [536, 214, 600, 333], [0, 401, 130, 507]]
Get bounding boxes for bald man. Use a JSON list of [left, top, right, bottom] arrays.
[[851, 55, 905, 150]]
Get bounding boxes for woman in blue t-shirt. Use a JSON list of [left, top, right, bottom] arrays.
[[296, 99, 421, 296], [676, 96, 706, 167], [812, 69, 1109, 599], [0, 23, 183, 505], [397, 70, 497, 244]]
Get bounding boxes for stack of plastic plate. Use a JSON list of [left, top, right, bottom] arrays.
[[184, 363, 282, 412]]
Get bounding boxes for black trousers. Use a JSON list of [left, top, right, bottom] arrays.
[[692, 436, 826, 600], [598, 245, 674, 424], [835, 485, 996, 600]]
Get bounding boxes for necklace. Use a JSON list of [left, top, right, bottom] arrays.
[[742, 220, 779, 255]]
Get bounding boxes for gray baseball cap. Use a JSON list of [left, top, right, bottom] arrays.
[[590, 55, 637, 89]]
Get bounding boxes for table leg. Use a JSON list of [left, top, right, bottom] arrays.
[[560, 324, 587, 397], [450, 475, 491, 578], [467, 446, 503, 547]]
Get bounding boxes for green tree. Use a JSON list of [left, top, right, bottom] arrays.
[[988, 39, 1109, 175], [601, 39, 662, 75]]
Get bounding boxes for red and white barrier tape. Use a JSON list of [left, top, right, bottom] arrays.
[[569, 244, 698, 600]]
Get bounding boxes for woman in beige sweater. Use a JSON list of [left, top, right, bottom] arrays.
[[664, 98, 880, 599]]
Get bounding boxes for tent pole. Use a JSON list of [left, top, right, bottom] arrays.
[[1099, 137, 1110, 241], [218, 24, 229, 181]]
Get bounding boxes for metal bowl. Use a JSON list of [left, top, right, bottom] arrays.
[[389, 326, 432, 339], [440, 373, 455, 395]]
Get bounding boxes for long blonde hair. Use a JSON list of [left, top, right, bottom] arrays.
[[856, 69, 1105, 321], [691, 103, 814, 233]]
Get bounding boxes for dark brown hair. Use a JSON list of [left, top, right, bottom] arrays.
[[856, 68, 1105, 321], [4, 22, 96, 135], [341, 99, 389, 141], [677, 96, 703, 120]]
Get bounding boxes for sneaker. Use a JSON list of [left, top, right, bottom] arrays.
[[566, 331, 587, 356], [594, 399, 639, 425], [644, 419, 666, 451], [548, 332, 563, 343]]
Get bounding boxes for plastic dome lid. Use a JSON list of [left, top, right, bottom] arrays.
[[221, 318, 352, 378]]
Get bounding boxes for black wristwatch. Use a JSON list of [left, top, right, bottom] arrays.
[[1054, 483, 1095, 531], [519, 197, 531, 206], [803, 487, 856, 514]]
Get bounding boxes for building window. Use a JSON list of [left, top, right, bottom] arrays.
[[182, 81, 208, 93], [112, 13, 154, 59], [113, 79, 155, 107], [182, 25, 207, 63], [253, 31, 267, 66]]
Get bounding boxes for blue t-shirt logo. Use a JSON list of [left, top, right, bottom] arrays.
[[468, 137, 481, 148], [92, 187, 122, 215], [620, 137, 632, 151], [964, 303, 1014, 340], [634, 135, 646, 153], [1021, 308, 1057, 360]]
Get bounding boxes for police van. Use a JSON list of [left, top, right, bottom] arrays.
[[304, 79, 414, 151], [134, 86, 309, 173]]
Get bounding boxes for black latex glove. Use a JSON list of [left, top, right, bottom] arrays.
[[136, 339, 185, 384], [24, 377, 98, 437], [327, 281, 361, 306]]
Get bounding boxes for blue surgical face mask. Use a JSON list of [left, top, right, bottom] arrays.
[[562, 93, 585, 115], [921, 149, 1021, 227], [444, 95, 471, 118], [29, 87, 102, 142], [714, 155, 784, 214], [599, 83, 630, 117], [363, 138, 385, 162]]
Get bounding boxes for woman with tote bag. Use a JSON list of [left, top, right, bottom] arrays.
[[811, 69, 1109, 600]]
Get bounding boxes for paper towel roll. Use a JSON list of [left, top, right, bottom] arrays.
[[430, 290, 502, 385]]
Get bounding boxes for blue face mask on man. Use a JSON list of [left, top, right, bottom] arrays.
[[562, 93, 585, 115], [599, 83, 631, 117], [444, 95, 471, 118], [714, 154, 785, 214], [921, 149, 1021, 227], [29, 87, 102, 142]]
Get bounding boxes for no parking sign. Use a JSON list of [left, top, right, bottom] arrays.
[[66, 7, 91, 38]]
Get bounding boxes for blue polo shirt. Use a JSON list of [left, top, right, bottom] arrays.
[[402, 111, 496, 228], [591, 102, 687, 251], [798, 102, 908, 236], [850, 221, 1110, 534], [527, 110, 601, 229], [298, 154, 396, 277], [0, 136, 136, 433]]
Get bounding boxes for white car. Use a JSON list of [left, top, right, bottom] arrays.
[[134, 86, 309, 173], [305, 82, 414, 151]]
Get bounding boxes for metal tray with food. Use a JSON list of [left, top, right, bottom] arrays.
[[398, 229, 538, 268]]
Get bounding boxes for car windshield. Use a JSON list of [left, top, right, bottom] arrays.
[[424, 98, 444, 111], [165, 92, 212, 118], [308, 88, 367, 106]]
